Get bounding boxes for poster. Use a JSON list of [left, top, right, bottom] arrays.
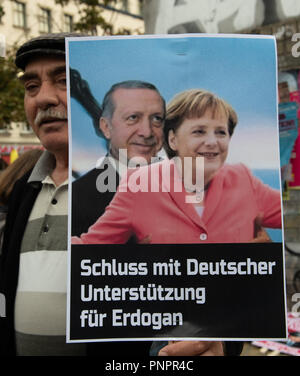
[[66, 34, 286, 343]]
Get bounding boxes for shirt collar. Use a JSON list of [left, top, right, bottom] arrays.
[[27, 150, 56, 183]]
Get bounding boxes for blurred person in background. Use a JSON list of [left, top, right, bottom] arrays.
[[0, 149, 43, 250]]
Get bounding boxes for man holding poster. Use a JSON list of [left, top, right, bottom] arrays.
[[0, 33, 231, 357]]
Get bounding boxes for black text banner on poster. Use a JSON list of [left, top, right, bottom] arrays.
[[68, 243, 286, 342]]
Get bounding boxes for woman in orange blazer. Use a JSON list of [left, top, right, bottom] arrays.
[[72, 89, 281, 245]]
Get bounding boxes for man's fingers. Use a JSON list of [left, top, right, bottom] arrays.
[[158, 341, 217, 356], [138, 234, 152, 244]]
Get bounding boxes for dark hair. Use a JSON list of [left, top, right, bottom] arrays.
[[101, 80, 166, 120], [0, 149, 43, 205], [164, 89, 238, 158], [70, 68, 103, 137]]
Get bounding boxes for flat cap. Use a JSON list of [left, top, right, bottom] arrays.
[[15, 32, 84, 70]]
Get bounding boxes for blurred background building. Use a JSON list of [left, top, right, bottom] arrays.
[[0, 0, 144, 46]]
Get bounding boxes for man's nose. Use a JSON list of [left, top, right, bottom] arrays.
[[137, 118, 153, 138], [35, 81, 60, 109]]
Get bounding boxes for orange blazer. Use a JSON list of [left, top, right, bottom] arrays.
[[72, 159, 282, 244]]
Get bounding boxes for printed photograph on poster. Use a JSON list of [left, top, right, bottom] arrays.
[[66, 34, 286, 343]]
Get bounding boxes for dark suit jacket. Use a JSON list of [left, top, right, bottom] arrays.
[[72, 160, 119, 236], [0, 170, 41, 356]]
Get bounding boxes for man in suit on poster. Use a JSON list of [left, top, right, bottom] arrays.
[[71, 80, 165, 237]]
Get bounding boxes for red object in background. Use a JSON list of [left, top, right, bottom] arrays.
[[290, 91, 300, 118], [289, 128, 300, 187], [0, 145, 43, 166], [289, 81, 300, 188], [1, 155, 10, 165]]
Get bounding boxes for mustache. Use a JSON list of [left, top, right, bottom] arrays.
[[34, 108, 67, 127], [131, 138, 157, 146]]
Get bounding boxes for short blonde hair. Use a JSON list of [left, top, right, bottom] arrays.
[[164, 89, 238, 158]]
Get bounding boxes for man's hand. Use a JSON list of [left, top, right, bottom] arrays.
[[251, 214, 271, 243], [138, 234, 152, 244], [158, 341, 224, 356], [251, 227, 270, 243]]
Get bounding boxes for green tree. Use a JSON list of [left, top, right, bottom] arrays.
[[0, 47, 25, 129], [55, 0, 127, 35], [0, 5, 5, 22]]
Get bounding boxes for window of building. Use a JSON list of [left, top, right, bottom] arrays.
[[121, 0, 129, 12], [13, 1, 26, 28], [20, 122, 34, 135], [137, 0, 143, 15], [0, 4, 5, 23], [39, 8, 52, 33], [63, 14, 73, 32]]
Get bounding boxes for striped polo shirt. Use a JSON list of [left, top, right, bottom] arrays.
[[14, 151, 86, 356]]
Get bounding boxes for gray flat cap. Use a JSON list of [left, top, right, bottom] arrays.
[[15, 32, 84, 70]]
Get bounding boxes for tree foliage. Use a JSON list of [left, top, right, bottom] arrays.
[[0, 47, 25, 129], [55, 0, 129, 35], [0, 5, 5, 22]]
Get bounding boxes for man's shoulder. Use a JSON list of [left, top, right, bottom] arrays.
[[73, 168, 99, 186], [11, 169, 36, 197], [17, 169, 33, 185], [71, 164, 119, 236], [3, 169, 41, 244], [73, 157, 117, 185]]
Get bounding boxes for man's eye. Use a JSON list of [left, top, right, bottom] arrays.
[[127, 115, 138, 122], [56, 77, 67, 88], [24, 83, 39, 93], [152, 115, 164, 126]]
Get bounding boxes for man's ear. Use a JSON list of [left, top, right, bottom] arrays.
[[99, 117, 111, 140], [168, 129, 177, 152]]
